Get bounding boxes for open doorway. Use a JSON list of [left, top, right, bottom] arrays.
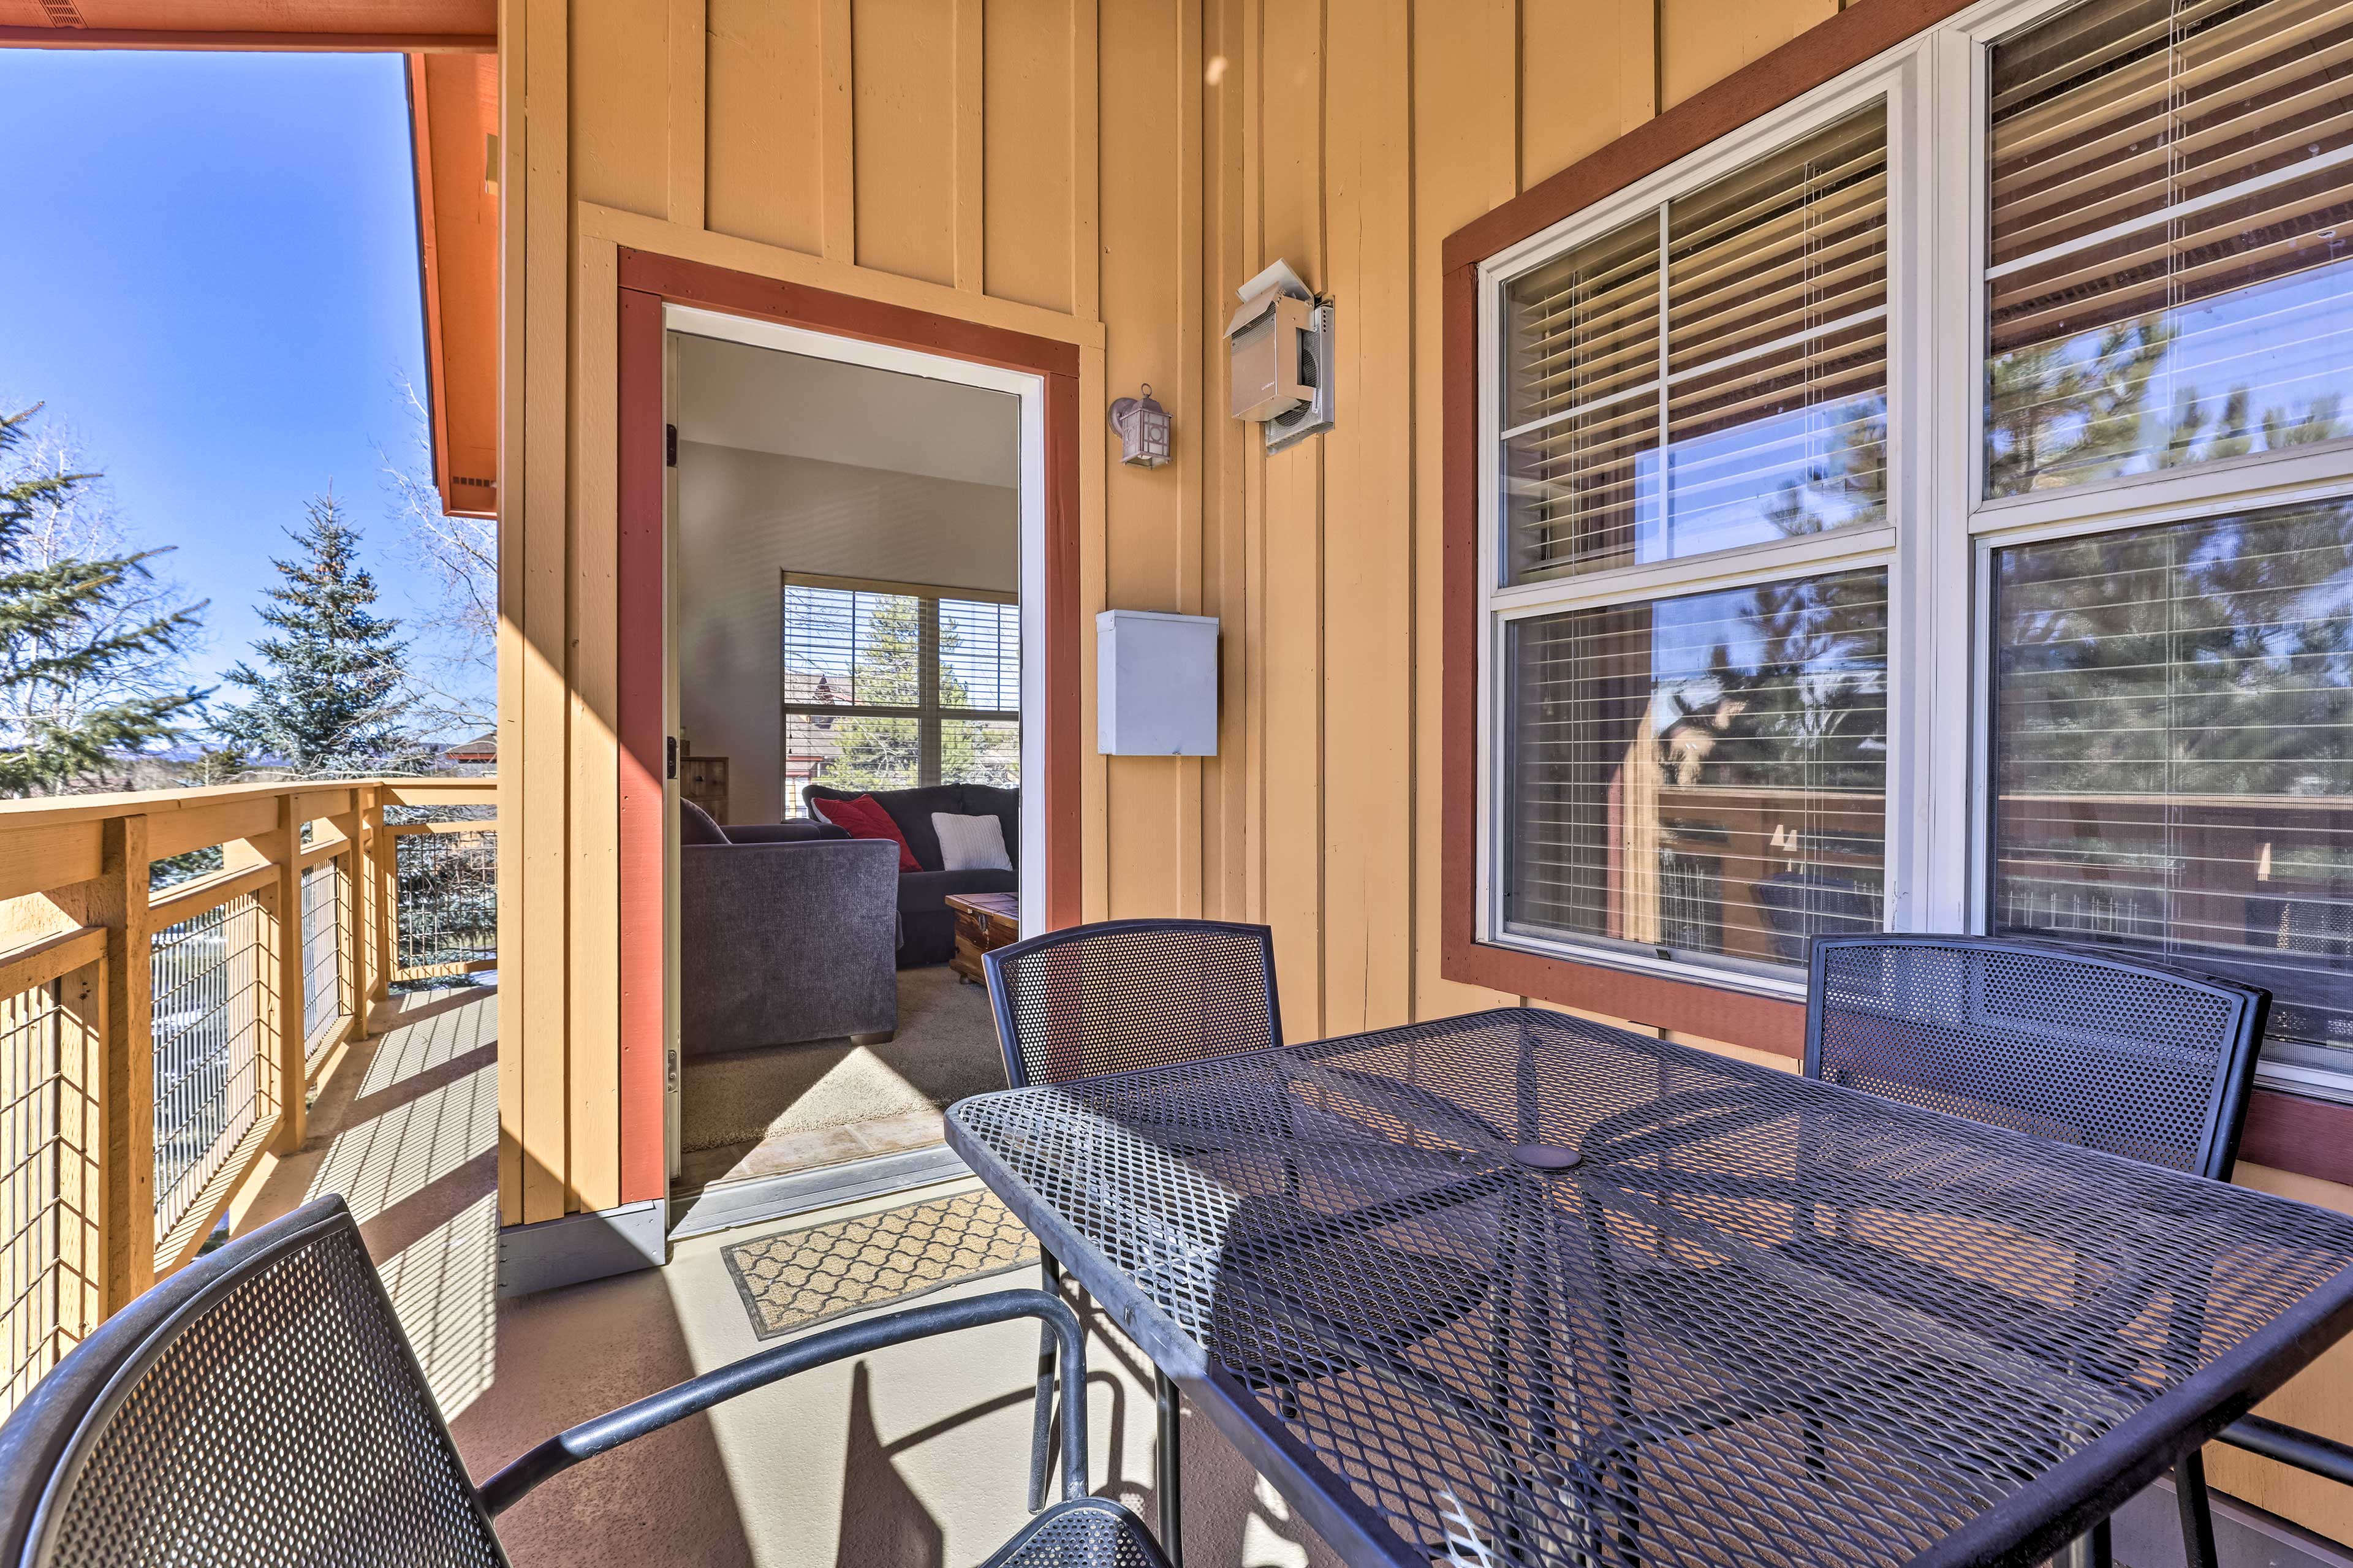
[[660, 305, 1046, 1231]]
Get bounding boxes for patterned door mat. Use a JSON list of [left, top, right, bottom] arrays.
[[720, 1188, 1040, 1340]]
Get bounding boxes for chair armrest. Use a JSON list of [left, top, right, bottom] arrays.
[[477, 1289, 1087, 1515], [2217, 1414, 2353, 1488]]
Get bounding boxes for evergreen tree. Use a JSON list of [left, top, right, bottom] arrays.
[[0, 405, 205, 795], [822, 595, 1002, 792], [216, 494, 428, 776]]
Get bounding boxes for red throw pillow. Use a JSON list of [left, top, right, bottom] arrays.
[[813, 794, 919, 872]]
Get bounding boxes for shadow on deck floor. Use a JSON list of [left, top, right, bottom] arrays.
[[229, 984, 1339, 1568]]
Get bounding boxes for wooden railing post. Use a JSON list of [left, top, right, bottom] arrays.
[[365, 784, 394, 1028], [268, 796, 305, 1154], [333, 792, 368, 1043], [91, 815, 151, 1313]]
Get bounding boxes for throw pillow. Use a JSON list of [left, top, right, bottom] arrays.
[[679, 799, 730, 845], [931, 812, 1012, 872], [814, 793, 920, 872]]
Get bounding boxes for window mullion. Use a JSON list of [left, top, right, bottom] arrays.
[[918, 597, 941, 786]]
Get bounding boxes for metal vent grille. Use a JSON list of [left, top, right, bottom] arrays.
[[41, 1224, 503, 1568], [988, 920, 1278, 1088], [1814, 939, 2246, 1173], [950, 1007, 2353, 1568]]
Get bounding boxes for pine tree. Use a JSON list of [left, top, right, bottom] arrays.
[[0, 405, 206, 795], [216, 494, 427, 777]]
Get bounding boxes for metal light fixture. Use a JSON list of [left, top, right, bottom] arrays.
[[1108, 384, 1173, 468]]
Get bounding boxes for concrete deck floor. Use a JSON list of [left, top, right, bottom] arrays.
[[232, 986, 1344, 1568]]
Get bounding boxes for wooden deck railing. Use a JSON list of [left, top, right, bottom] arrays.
[[0, 776, 498, 1411]]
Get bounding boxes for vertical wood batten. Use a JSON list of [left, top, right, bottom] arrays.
[[819, 0, 857, 265], [667, 0, 708, 231], [493, 0, 527, 1229], [570, 229, 624, 1214], [520, 0, 574, 1224], [953, 0, 985, 292]]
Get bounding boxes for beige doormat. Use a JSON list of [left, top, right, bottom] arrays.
[[720, 1189, 1040, 1340]]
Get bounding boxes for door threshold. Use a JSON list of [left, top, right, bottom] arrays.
[[668, 1143, 970, 1240]]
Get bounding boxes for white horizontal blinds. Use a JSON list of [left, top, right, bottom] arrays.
[[1986, 0, 2353, 496], [1502, 218, 1662, 581], [781, 583, 923, 708], [1503, 567, 1890, 977], [939, 597, 1019, 711], [1991, 499, 2353, 1065], [1499, 107, 1891, 586], [782, 580, 1021, 805], [1663, 106, 1889, 554]]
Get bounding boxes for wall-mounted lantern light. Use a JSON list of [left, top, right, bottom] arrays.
[[1108, 384, 1173, 468]]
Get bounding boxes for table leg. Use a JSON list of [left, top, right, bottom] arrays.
[[1028, 1251, 1063, 1512], [1157, 1368, 1184, 1567], [2063, 1517, 2113, 1568], [2175, 1450, 2220, 1568]]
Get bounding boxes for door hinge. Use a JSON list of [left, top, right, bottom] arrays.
[[666, 735, 679, 779], [665, 423, 678, 467]]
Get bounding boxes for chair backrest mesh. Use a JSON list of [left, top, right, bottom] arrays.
[[986, 918, 1281, 1088], [1807, 936, 2267, 1178], [16, 1200, 504, 1567]]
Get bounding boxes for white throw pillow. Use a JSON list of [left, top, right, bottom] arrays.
[[932, 812, 1012, 872]]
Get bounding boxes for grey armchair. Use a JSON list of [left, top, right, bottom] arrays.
[[680, 835, 898, 1055]]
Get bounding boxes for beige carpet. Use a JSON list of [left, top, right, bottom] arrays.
[[680, 964, 1006, 1153], [719, 1189, 1037, 1339]]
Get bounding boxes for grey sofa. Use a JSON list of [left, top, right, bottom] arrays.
[[802, 782, 1018, 966], [678, 830, 899, 1056]]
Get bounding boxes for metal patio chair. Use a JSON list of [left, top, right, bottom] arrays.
[[983, 917, 1283, 1562], [0, 1196, 1168, 1568], [1803, 934, 2353, 1567]]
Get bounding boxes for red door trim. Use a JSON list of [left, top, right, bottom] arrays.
[[616, 289, 668, 1207], [613, 251, 1085, 1203]]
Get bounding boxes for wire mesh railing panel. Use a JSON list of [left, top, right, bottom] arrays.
[[151, 894, 271, 1236], [0, 982, 66, 1409], [301, 858, 346, 1068], [394, 830, 496, 985]]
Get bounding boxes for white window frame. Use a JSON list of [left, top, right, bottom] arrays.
[[1472, 0, 2353, 1098], [1476, 56, 1916, 1003]]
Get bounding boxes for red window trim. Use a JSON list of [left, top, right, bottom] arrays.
[[1435, 0, 2353, 1187]]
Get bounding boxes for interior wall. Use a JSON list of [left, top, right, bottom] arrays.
[[506, 0, 2353, 1536], [674, 441, 1018, 824]]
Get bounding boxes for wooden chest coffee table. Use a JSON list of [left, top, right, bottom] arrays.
[[945, 891, 1021, 985]]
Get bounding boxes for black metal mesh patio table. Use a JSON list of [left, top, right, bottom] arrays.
[[944, 1007, 2353, 1568]]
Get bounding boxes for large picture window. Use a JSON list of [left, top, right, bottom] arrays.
[[1472, 0, 2353, 1088], [781, 572, 1019, 811]]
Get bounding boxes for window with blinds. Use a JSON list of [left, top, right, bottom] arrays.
[[1500, 105, 1888, 584], [1986, 0, 2353, 496], [1991, 498, 2353, 1072], [1502, 567, 1889, 976], [781, 574, 1020, 811]]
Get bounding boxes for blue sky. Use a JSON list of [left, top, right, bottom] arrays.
[[0, 48, 455, 709]]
